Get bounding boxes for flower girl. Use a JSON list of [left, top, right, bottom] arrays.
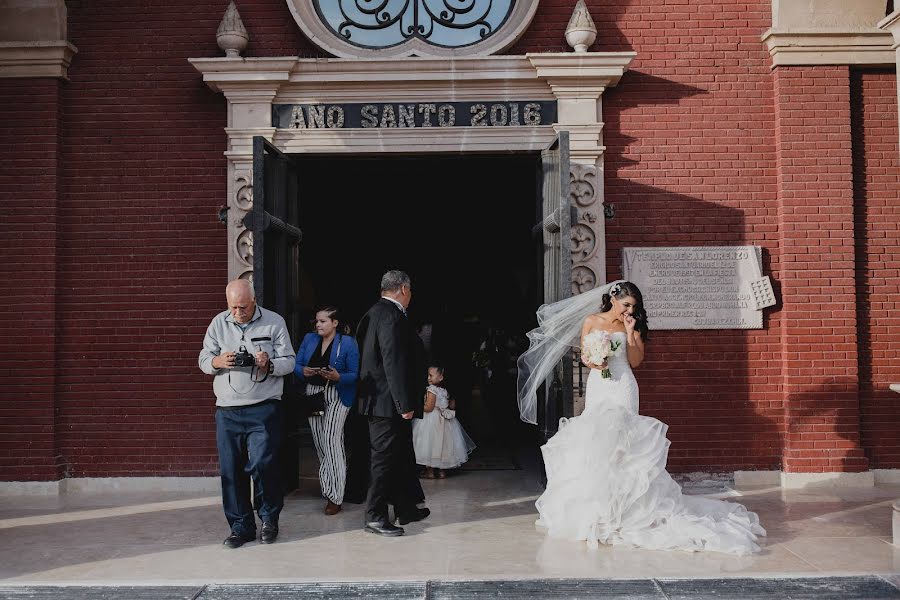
[[413, 364, 476, 478]]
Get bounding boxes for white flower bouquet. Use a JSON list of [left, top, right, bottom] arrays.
[[581, 330, 622, 379]]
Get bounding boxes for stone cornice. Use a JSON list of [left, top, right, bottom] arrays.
[[761, 28, 895, 67], [878, 11, 900, 49], [0, 41, 77, 79], [188, 57, 296, 94], [191, 54, 638, 90], [527, 53, 637, 91]]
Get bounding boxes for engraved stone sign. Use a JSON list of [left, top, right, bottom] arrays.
[[622, 246, 772, 330]]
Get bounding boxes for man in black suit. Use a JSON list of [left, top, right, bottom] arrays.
[[356, 270, 429, 536]]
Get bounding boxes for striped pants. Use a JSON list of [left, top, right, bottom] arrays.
[[306, 382, 351, 504]]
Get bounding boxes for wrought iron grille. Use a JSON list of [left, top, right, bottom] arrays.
[[314, 0, 516, 49]]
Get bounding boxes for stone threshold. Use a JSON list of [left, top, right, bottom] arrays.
[[1, 576, 898, 599]]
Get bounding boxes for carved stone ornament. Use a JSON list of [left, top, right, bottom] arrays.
[[230, 168, 254, 279], [566, 0, 598, 53], [571, 224, 596, 260], [569, 163, 603, 292], [572, 265, 597, 295], [570, 163, 598, 207], [236, 229, 254, 266], [217, 1, 249, 58], [234, 171, 253, 211]]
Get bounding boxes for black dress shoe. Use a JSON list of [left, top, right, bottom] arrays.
[[365, 520, 404, 537], [260, 522, 278, 544], [396, 507, 430, 525], [223, 531, 256, 549]]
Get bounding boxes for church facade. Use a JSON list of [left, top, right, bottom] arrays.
[[1, 0, 898, 490]]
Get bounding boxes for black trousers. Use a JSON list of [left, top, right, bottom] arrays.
[[365, 413, 420, 522]]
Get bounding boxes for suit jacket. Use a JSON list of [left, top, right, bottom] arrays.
[[356, 298, 425, 418], [293, 332, 360, 407]]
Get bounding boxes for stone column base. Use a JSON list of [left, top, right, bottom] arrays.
[[0, 477, 220, 496], [781, 471, 875, 489]]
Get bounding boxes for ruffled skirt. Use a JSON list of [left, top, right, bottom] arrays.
[[536, 372, 765, 555]]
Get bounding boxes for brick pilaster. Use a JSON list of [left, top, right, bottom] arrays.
[[774, 66, 868, 473], [0, 79, 63, 481]]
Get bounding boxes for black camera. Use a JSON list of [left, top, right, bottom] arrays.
[[233, 345, 256, 367]]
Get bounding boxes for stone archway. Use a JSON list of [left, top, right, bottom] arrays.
[[190, 52, 634, 295]]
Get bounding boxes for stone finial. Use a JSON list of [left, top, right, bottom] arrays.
[[217, 1, 249, 58], [565, 0, 597, 53]]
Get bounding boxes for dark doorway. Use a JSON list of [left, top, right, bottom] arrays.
[[295, 153, 543, 454]]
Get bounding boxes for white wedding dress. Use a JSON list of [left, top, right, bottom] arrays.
[[536, 331, 766, 555]]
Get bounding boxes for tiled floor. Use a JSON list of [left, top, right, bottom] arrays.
[[0, 468, 897, 585]]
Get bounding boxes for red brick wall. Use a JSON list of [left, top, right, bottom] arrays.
[[773, 66, 868, 473], [45, 0, 326, 479], [852, 69, 900, 469], [2, 1, 896, 479], [594, 0, 785, 471], [0, 79, 63, 481], [52, 2, 230, 477]]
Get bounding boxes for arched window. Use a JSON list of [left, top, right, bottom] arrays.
[[287, 0, 540, 58]]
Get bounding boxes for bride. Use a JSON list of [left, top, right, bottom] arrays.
[[517, 281, 765, 555]]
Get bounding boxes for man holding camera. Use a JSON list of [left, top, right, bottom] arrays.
[[199, 279, 295, 548]]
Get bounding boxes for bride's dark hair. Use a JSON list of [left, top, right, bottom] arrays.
[[600, 281, 650, 341]]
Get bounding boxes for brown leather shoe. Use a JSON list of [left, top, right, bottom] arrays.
[[325, 500, 342, 515]]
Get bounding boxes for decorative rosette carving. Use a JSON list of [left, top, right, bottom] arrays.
[[572, 266, 597, 295], [571, 224, 596, 261], [569, 164, 602, 292], [570, 164, 597, 207]]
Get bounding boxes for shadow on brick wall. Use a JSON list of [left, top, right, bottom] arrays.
[[599, 70, 784, 472]]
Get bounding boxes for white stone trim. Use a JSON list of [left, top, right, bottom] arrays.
[[879, 11, 900, 50], [271, 125, 558, 155], [189, 52, 635, 282], [0, 41, 77, 79], [10, 471, 894, 494], [0, 480, 64, 496], [780, 471, 876, 489], [527, 53, 635, 88], [285, 0, 539, 59], [0, 477, 220, 496], [734, 470, 781, 488], [761, 29, 895, 67], [874, 469, 900, 484]]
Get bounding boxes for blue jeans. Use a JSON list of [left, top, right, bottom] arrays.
[[215, 401, 284, 536]]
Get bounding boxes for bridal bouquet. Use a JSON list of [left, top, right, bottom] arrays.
[[581, 330, 622, 379]]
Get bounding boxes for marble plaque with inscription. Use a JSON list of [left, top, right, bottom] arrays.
[[622, 247, 766, 330]]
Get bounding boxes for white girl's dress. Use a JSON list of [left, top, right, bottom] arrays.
[[413, 385, 476, 469], [536, 331, 766, 555]]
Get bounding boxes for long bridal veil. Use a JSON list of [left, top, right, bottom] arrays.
[[516, 280, 624, 424]]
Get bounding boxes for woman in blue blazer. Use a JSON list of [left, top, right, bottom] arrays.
[[294, 306, 360, 515]]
